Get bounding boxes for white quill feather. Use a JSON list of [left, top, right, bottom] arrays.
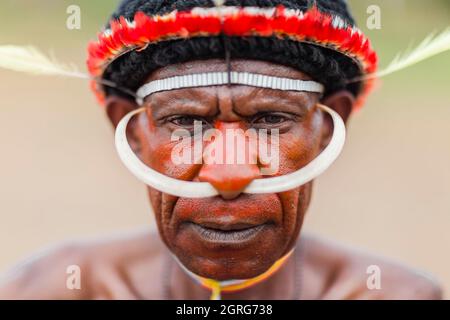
[[0, 45, 88, 79], [0, 45, 138, 97], [352, 28, 450, 82], [213, 0, 225, 6]]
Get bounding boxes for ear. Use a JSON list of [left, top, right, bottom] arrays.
[[319, 90, 355, 151], [105, 95, 142, 155], [105, 95, 138, 129]]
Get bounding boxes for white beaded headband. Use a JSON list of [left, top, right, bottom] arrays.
[[135, 72, 325, 105]]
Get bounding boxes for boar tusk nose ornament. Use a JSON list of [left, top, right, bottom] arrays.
[[115, 104, 345, 198], [114, 72, 346, 198]]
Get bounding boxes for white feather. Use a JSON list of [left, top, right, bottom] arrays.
[[213, 0, 225, 7], [0, 45, 88, 79], [0, 45, 139, 97], [354, 28, 450, 82]]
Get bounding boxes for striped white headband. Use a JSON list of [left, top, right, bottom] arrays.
[[115, 72, 345, 198], [135, 72, 325, 105]]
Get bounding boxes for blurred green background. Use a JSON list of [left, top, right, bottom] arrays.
[[0, 0, 449, 298]]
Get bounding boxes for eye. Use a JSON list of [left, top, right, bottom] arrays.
[[167, 115, 210, 129], [258, 114, 286, 124], [251, 113, 291, 126], [170, 116, 195, 126]]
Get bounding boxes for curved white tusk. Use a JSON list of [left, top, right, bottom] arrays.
[[245, 104, 346, 193], [115, 104, 345, 198], [115, 107, 218, 198]]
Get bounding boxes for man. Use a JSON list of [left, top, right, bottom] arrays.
[[0, 0, 442, 299]]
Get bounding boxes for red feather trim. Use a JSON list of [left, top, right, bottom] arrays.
[[87, 5, 378, 109]]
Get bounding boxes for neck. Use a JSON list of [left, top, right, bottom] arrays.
[[167, 250, 299, 300]]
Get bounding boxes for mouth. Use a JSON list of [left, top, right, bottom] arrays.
[[185, 222, 266, 243]]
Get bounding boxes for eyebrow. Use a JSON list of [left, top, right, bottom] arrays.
[[236, 87, 316, 116], [147, 85, 317, 119], [147, 88, 218, 119]]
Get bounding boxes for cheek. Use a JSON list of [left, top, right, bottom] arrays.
[[277, 112, 323, 174], [139, 117, 200, 180], [147, 186, 181, 249], [278, 183, 312, 249], [147, 187, 163, 231], [138, 118, 189, 246], [274, 116, 321, 246]]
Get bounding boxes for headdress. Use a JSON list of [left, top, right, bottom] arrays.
[[87, 4, 378, 108]]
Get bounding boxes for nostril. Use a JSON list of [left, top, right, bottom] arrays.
[[198, 163, 261, 199], [216, 190, 244, 200]]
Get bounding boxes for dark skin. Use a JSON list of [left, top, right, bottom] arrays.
[[0, 60, 442, 299]]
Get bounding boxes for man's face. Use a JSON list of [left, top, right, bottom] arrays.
[[122, 60, 330, 280]]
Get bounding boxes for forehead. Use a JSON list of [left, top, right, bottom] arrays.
[[144, 59, 319, 113], [147, 59, 313, 81]]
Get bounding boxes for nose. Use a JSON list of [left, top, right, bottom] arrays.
[[198, 122, 261, 200]]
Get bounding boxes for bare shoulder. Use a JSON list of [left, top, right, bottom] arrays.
[[301, 234, 443, 300], [0, 228, 165, 299]]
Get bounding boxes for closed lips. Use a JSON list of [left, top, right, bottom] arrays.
[[188, 222, 266, 242]]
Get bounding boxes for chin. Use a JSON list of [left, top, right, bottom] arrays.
[[171, 225, 287, 280], [178, 252, 278, 281]]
